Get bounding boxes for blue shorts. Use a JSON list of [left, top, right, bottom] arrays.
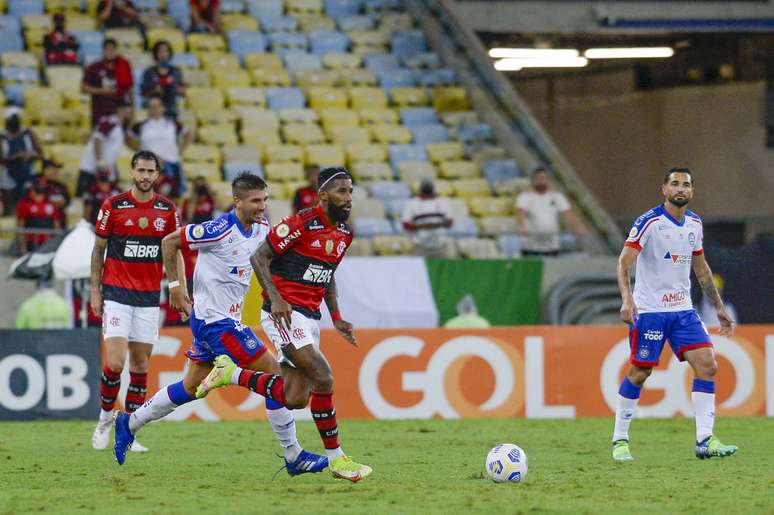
[[186, 310, 267, 367], [629, 310, 712, 367]]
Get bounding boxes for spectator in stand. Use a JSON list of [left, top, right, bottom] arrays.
[[81, 38, 134, 128], [401, 179, 454, 257], [141, 41, 185, 118], [30, 160, 70, 211], [182, 175, 215, 224], [292, 164, 319, 213], [0, 108, 43, 205], [98, 0, 143, 30], [83, 169, 120, 225], [515, 166, 586, 257], [190, 0, 221, 33], [128, 93, 191, 197], [43, 13, 79, 66], [16, 183, 63, 254], [76, 100, 133, 196], [16, 279, 71, 329]]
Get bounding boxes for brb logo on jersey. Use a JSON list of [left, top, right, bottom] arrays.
[[303, 263, 333, 284], [124, 241, 160, 259], [663, 251, 691, 265]]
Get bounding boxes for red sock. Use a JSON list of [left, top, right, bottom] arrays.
[[125, 372, 148, 413], [237, 370, 286, 405], [311, 392, 339, 450], [99, 366, 121, 411]]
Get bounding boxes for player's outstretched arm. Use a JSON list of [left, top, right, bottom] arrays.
[[325, 277, 357, 347], [250, 241, 292, 330], [617, 245, 639, 325], [89, 235, 108, 317], [692, 253, 735, 336], [161, 231, 192, 320]]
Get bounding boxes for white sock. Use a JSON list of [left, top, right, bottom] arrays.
[[99, 409, 114, 424], [692, 391, 715, 442], [230, 366, 244, 385], [326, 447, 345, 460], [265, 406, 302, 462], [612, 395, 639, 442], [128, 387, 177, 434]]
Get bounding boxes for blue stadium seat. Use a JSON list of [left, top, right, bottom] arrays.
[[0, 16, 22, 33], [266, 87, 306, 110], [402, 52, 440, 69], [369, 180, 411, 200], [0, 33, 24, 54], [9, 0, 44, 16], [389, 144, 427, 168], [220, 0, 246, 13], [410, 124, 448, 145], [3, 84, 28, 105], [248, 0, 284, 19], [167, 0, 192, 30], [498, 235, 522, 257], [337, 15, 374, 31], [1, 67, 40, 83], [376, 68, 415, 89], [82, 52, 102, 66], [390, 31, 427, 59], [134, 0, 161, 11], [456, 123, 492, 143], [560, 233, 577, 252], [365, 0, 401, 12], [72, 30, 104, 56], [483, 160, 521, 185], [325, 0, 363, 18], [385, 198, 409, 219], [228, 31, 268, 60], [170, 52, 199, 68], [354, 217, 394, 237], [282, 51, 322, 72], [260, 15, 298, 32], [400, 107, 437, 126], [269, 31, 308, 50], [364, 52, 401, 74], [416, 68, 456, 87], [309, 30, 349, 55], [448, 217, 479, 238], [224, 161, 264, 181]]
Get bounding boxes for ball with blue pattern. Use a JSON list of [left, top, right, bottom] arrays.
[[485, 443, 528, 483]]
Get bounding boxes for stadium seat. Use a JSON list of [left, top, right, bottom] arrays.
[[31, 125, 60, 145], [379, 12, 413, 31], [369, 180, 411, 200], [259, 14, 298, 33], [327, 125, 370, 144], [397, 161, 436, 183], [439, 160, 480, 180], [10, 0, 44, 16], [350, 30, 389, 52], [266, 87, 306, 110], [200, 52, 241, 71], [411, 124, 448, 144], [295, 69, 339, 89], [340, 69, 377, 87], [498, 235, 522, 258], [183, 144, 222, 165], [283, 123, 327, 145], [228, 31, 268, 60], [451, 178, 491, 198], [359, 108, 397, 125], [442, 112, 479, 129], [187, 33, 226, 53], [1, 52, 38, 69], [352, 183, 369, 201], [184, 162, 222, 183], [391, 31, 427, 59], [170, 52, 199, 69], [305, 144, 345, 166], [227, 87, 267, 107], [23, 87, 63, 114], [372, 234, 412, 255], [346, 143, 387, 164], [182, 69, 212, 87], [213, 69, 251, 90], [46, 66, 83, 94], [383, 197, 408, 219], [270, 32, 308, 51], [186, 88, 225, 110], [288, 0, 323, 14], [325, 0, 362, 17], [347, 237, 373, 256], [104, 28, 144, 50], [337, 15, 374, 31], [493, 177, 530, 197], [283, 52, 323, 73], [391, 87, 429, 107], [2, 67, 40, 85], [444, 197, 470, 219], [483, 159, 521, 186], [308, 86, 348, 109], [349, 87, 388, 109], [266, 198, 293, 223], [0, 33, 24, 55], [265, 144, 304, 164], [247, 0, 283, 19], [278, 108, 319, 124], [468, 197, 512, 217], [370, 124, 412, 144], [251, 68, 292, 87], [295, 13, 337, 32], [351, 162, 392, 181], [456, 237, 501, 258], [400, 107, 438, 126], [319, 108, 359, 129], [364, 52, 400, 74], [321, 52, 361, 69], [245, 52, 285, 69], [222, 14, 260, 32], [456, 123, 493, 143], [389, 144, 427, 168], [402, 52, 440, 70], [426, 141, 463, 163], [353, 217, 393, 237], [147, 28, 186, 53], [433, 87, 470, 112], [224, 161, 264, 182], [223, 144, 262, 163], [265, 162, 305, 182], [309, 30, 350, 54], [376, 68, 415, 90], [479, 216, 519, 237], [417, 68, 457, 87], [241, 127, 282, 148], [195, 108, 238, 127]]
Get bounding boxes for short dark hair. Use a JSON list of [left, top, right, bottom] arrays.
[[232, 172, 267, 198], [530, 166, 549, 177], [317, 166, 352, 192], [103, 37, 117, 49], [147, 92, 164, 103], [663, 167, 693, 184], [152, 40, 174, 61], [131, 150, 161, 171]]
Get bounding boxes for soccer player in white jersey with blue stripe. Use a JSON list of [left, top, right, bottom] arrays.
[[613, 168, 738, 461], [113, 173, 328, 475]]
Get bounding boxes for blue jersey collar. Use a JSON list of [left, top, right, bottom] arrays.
[[229, 210, 253, 237]]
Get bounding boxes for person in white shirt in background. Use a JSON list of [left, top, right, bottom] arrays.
[[401, 179, 454, 258], [515, 166, 586, 257], [699, 273, 738, 327], [76, 100, 133, 196], [128, 92, 192, 199]]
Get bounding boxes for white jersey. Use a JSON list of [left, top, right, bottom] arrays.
[[181, 210, 269, 324], [625, 204, 704, 313]]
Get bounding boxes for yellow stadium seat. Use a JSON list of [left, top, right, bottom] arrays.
[[351, 198, 386, 219], [182, 144, 222, 165], [426, 141, 464, 163], [346, 238, 373, 256], [295, 69, 339, 89], [198, 125, 239, 146], [283, 124, 326, 145], [340, 69, 377, 87], [370, 124, 412, 144], [468, 197, 512, 218], [266, 198, 292, 222], [147, 28, 186, 54], [441, 111, 478, 128], [240, 107, 280, 130], [213, 69, 251, 90], [105, 28, 144, 50], [186, 87, 225, 110], [457, 238, 501, 259], [60, 126, 90, 143], [479, 217, 519, 237], [351, 162, 392, 182], [373, 235, 412, 256], [398, 161, 437, 183], [49, 143, 82, 164], [439, 160, 480, 179], [184, 162, 222, 182], [433, 87, 470, 113], [348, 30, 388, 48], [493, 177, 530, 197], [319, 108, 359, 129], [278, 108, 319, 124], [222, 14, 260, 32], [245, 52, 285, 69], [265, 162, 304, 182], [308, 87, 348, 109], [379, 13, 413, 32], [227, 87, 267, 107], [349, 87, 387, 110], [327, 125, 370, 145], [322, 53, 361, 70], [46, 66, 83, 94], [209, 181, 235, 210], [241, 128, 282, 148], [194, 108, 237, 127], [142, 15, 179, 31], [61, 90, 87, 108], [305, 144, 344, 167], [470, 146, 508, 168], [411, 178, 453, 196], [2, 52, 38, 69], [295, 13, 336, 32], [121, 49, 154, 72], [358, 108, 397, 125], [23, 88, 63, 114], [199, 52, 241, 71], [31, 125, 60, 145], [346, 143, 387, 164], [22, 15, 51, 30], [183, 69, 212, 87], [250, 68, 292, 87], [451, 178, 491, 198], [267, 181, 289, 200], [287, 0, 323, 14], [223, 144, 262, 163], [187, 33, 226, 53], [264, 144, 304, 164], [27, 107, 79, 127], [391, 87, 429, 107], [23, 28, 46, 52]]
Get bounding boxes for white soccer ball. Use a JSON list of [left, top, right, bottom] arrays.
[[485, 443, 528, 483]]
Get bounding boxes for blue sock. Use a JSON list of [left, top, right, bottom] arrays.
[[265, 398, 284, 410], [692, 378, 715, 393], [167, 381, 196, 406], [618, 377, 642, 400]]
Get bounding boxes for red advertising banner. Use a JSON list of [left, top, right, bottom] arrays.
[[146, 325, 774, 420]]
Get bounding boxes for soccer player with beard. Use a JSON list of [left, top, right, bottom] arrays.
[[612, 168, 738, 461], [90, 150, 182, 453], [196, 167, 372, 482]]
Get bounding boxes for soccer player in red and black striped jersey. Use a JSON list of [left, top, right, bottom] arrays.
[[89, 150, 182, 453], [197, 167, 372, 482]]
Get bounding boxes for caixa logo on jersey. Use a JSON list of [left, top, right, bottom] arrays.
[[124, 241, 160, 259], [303, 263, 333, 284]]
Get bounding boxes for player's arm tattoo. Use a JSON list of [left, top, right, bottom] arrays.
[[90, 236, 108, 290], [617, 246, 639, 301], [324, 277, 339, 314], [693, 254, 724, 310], [250, 241, 283, 302], [161, 231, 183, 283]]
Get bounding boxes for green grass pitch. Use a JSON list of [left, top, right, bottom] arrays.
[[1, 417, 772, 514]]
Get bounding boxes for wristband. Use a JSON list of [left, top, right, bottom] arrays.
[[331, 310, 342, 322], [168, 280, 181, 289]]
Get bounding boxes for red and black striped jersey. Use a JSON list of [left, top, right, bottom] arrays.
[[95, 191, 180, 307], [263, 204, 353, 319]]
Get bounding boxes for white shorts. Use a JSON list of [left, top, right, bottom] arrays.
[[260, 309, 320, 364], [102, 300, 160, 344]]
